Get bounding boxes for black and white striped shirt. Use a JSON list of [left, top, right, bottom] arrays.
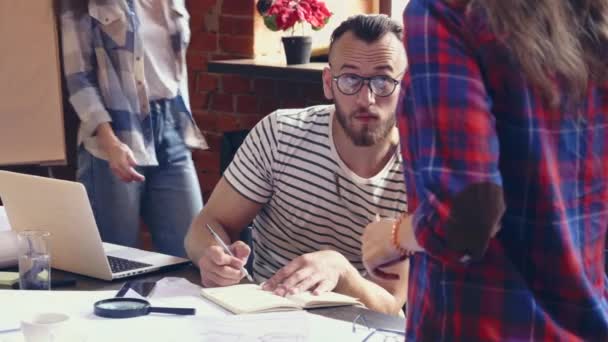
[[224, 105, 407, 281]]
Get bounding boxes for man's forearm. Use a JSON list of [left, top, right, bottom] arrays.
[[335, 264, 407, 315], [184, 214, 231, 265]]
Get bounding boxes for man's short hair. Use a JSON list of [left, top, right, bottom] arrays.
[[329, 14, 403, 55]]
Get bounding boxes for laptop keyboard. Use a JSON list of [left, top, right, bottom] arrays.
[[107, 255, 153, 273]]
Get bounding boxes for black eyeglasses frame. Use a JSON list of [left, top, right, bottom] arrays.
[[331, 73, 401, 97]]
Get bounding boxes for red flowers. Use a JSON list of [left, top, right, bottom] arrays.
[[261, 0, 332, 33]]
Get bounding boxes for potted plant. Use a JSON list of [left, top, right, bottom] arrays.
[[257, 0, 332, 65]]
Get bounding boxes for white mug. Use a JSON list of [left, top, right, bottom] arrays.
[[20, 313, 71, 342]]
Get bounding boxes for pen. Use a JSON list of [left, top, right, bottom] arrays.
[[206, 223, 254, 282]]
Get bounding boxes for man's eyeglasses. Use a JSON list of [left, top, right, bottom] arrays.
[[332, 73, 400, 97], [352, 314, 405, 341]]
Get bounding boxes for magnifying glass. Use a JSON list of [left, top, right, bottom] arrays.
[[94, 298, 196, 319]]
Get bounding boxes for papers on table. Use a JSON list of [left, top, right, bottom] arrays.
[[0, 277, 394, 341], [188, 312, 401, 342], [0, 290, 113, 342], [184, 311, 310, 341], [151, 277, 232, 316], [0, 320, 19, 335]]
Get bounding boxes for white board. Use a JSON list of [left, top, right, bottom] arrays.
[[0, 0, 66, 165]]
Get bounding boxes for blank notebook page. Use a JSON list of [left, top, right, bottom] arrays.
[[201, 284, 302, 314], [287, 290, 361, 308]]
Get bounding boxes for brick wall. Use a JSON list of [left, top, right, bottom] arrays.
[[186, 0, 375, 200]]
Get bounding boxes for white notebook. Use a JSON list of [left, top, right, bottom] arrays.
[[200, 284, 362, 314]]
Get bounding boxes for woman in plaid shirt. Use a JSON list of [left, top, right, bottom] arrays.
[[363, 0, 608, 340], [59, 0, 207, 257]]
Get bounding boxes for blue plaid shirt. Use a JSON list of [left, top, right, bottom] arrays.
[[60, 0, 207, 165]]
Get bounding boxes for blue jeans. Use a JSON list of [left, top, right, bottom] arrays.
[[77, 98, 203, 257]]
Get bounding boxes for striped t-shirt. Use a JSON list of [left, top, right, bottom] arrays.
[[224, 105, 407, 281]]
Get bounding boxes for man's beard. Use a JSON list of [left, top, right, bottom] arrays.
[[334, 103, 396, 147]]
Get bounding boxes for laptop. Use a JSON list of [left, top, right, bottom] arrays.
[[0, 171, 190, 280]]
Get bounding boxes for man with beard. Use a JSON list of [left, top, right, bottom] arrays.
[[184, 14, 408, 314]]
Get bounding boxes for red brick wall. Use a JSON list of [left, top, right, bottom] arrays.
[[185, 0, 374, 200]]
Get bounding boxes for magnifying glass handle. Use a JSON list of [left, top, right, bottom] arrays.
[[148, 307, 196, 315]]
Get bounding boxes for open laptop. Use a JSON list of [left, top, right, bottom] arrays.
[[0, 171, 190, 280]]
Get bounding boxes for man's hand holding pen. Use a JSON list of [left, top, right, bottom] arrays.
[[198, 224, 252, 287]]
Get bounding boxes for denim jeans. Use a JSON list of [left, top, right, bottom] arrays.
[[77, 98, 203, 257]]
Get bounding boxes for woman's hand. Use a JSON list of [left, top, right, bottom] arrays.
[[362, 215, 422, 280], [362, 218, 406, 280], [104, 142, 145, 182], [96, 123, 145, 182]]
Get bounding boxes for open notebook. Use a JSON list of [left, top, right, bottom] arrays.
[[200, 284, 363, 314]]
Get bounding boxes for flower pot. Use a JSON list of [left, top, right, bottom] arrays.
[[281, 36, 312, 65]]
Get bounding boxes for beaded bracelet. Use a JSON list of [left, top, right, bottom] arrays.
[[391, 213, 411, 256]]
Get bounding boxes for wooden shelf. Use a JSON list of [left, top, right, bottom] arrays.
[[207, 59, 325, 83]]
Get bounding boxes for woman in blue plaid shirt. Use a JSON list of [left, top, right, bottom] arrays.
[[59, 0, 207, 257]]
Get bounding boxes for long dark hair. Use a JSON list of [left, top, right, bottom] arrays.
[[462, 0, 608, 105]]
